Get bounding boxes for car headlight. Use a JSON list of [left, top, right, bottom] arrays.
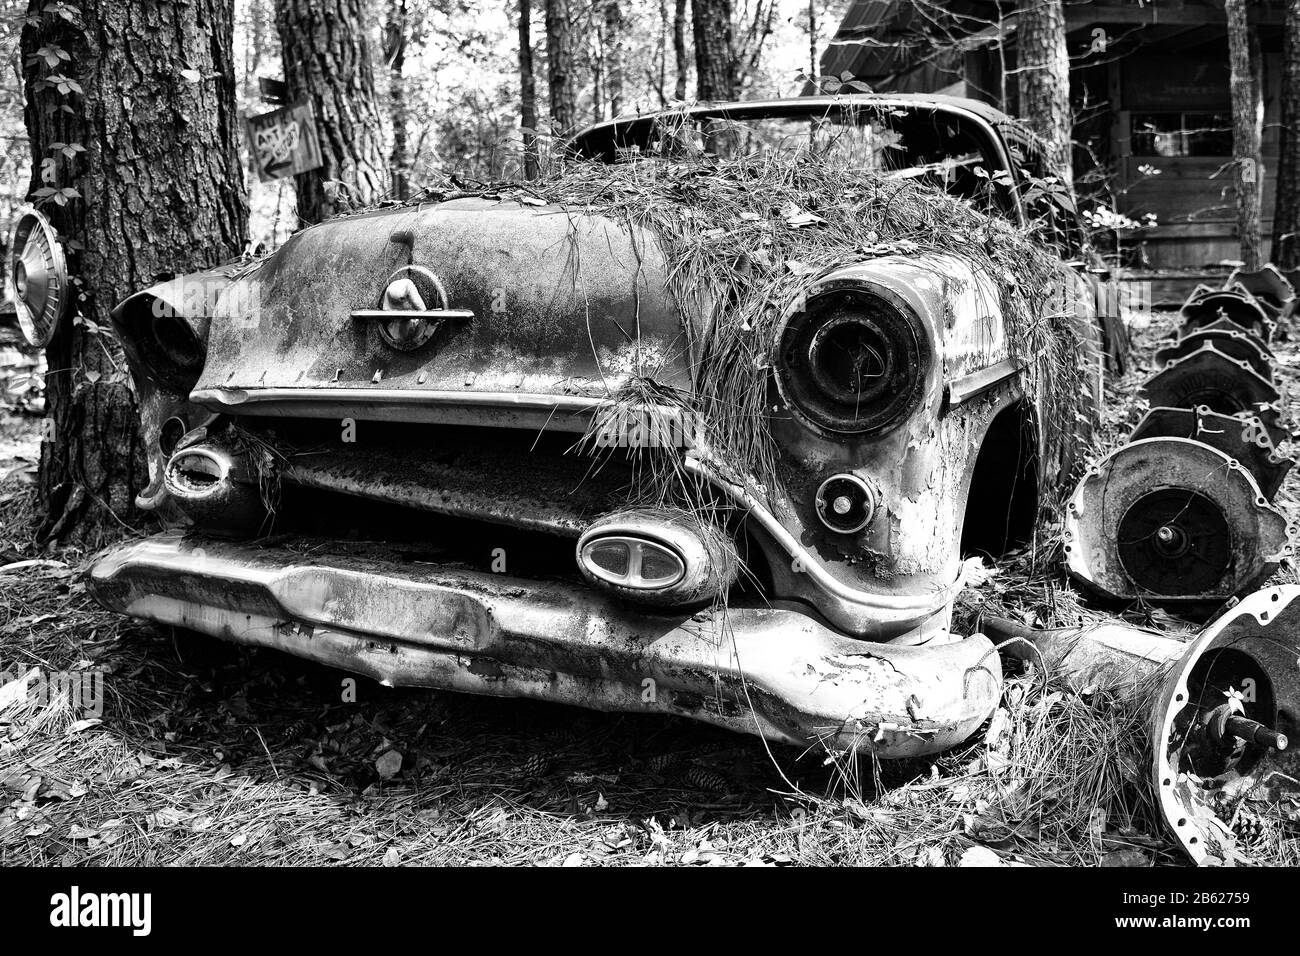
[[776, 284, 929, 436], [111, 289, 211, 396], [137, 304, 208, 395]]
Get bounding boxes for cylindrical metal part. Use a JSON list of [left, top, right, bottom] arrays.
[[1224, 714, 1289, 751]]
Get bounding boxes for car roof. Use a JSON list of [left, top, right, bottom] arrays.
[[571, 93, 1018, 145]]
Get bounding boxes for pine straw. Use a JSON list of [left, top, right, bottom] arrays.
[[424, 133, 1089, 515]]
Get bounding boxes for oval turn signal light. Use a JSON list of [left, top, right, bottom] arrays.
[[579, 535, 685, 590]]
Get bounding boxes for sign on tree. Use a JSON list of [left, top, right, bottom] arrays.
[[246, 100, 323, 182]]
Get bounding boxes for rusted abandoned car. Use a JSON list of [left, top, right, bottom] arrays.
[[88, 95, 1108, 759]]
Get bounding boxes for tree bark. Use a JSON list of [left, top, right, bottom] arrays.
[[383, 0, 410, 200], [733, 0, 775, 92], [673, 0, 688, 100], [1226, 0, 1265, 271], [20, 0, 248, 542], [274, 0, 386, 223], [601, 0, 624, 118], [544, 0, 577, 136], [692, 0, 735, 101], [1016, 0, 1073, 185], [519, 0, 540, 179], [808, 0, 817, 90], [1273, 0, 1300, 269]]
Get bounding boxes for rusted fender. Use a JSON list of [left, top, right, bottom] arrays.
[[87, 533, 1003, 758]]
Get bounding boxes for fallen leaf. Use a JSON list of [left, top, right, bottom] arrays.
[[1100, 848, 1150, 867], [958, 846, 1002, 867], [320, 842, 349, 861], [375, 750, 403, 779]]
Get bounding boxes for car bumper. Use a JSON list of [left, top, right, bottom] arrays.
[[87, 533, 1002, 757]]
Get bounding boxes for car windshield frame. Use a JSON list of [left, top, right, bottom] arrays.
[[567, 97, 1027, 226]]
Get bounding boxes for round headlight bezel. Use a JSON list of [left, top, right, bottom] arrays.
[[775, 282, 930, 437]]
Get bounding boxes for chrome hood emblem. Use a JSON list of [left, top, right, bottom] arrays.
[[351, 264, 474, 351]]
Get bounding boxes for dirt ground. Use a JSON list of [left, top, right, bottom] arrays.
[[1, 308, 1297, 867]]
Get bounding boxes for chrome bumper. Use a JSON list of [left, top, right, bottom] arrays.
[[87, 534, 1001, 757]]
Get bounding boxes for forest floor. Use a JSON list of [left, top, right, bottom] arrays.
[[1, 309, 1298, 867]]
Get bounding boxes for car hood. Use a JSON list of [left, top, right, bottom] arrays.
[[195, 198, 689, 422]]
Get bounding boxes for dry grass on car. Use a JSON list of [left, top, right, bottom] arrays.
[[423, 138, 1091, 524]]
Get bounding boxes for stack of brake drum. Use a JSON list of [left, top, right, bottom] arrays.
[[1064, 265, 1298, 611]]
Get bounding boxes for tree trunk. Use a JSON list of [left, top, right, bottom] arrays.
[[544, 0, 576, 136], [519, 0, 540, 179], [692, 0, 735, 101], [383, 0, 410, 200], [1273, 0, 1300, 270], [673, 0, 688, 100], [602, 0, 624, 118], [808, 1, 817, 89], [1016, 0, 1072, 185], [1226, 0, 1264, 271], [590, 3, 604, 124], [734, 0, 775, 92], [20, 0, 248, 542], [274, 0, 386, 224]]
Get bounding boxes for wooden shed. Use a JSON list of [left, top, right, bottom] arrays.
[[819, 0, 1289, 272]]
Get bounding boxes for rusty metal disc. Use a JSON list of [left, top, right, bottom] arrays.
[[1129, 405, 1295, 500], [1179, 289, 1273, 342], [1153, 586, 1300, 863], [1282, 268, 1300, 321], [1179, 316, 1274, 352], [1225, 265, 1295, 320], [1063, 437, 1291, 604], [1155, 329, 1274, 382], [1140, 345, 1282, 428], [7, 206, 68, 348]]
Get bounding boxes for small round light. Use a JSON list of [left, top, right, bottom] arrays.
[[815, 474, 877, 534]]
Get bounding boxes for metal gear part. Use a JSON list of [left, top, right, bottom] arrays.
[[1179, 288, 1274, 343], [1140, 345, 1283, 435], [1063, 437, 1292, 604], [1153, 585, 1300, 864], [1155, 328, 1274, 383], [1129, 405, 1295, 501]]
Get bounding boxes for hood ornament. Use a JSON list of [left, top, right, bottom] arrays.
[[352, 264, 473, 351]]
